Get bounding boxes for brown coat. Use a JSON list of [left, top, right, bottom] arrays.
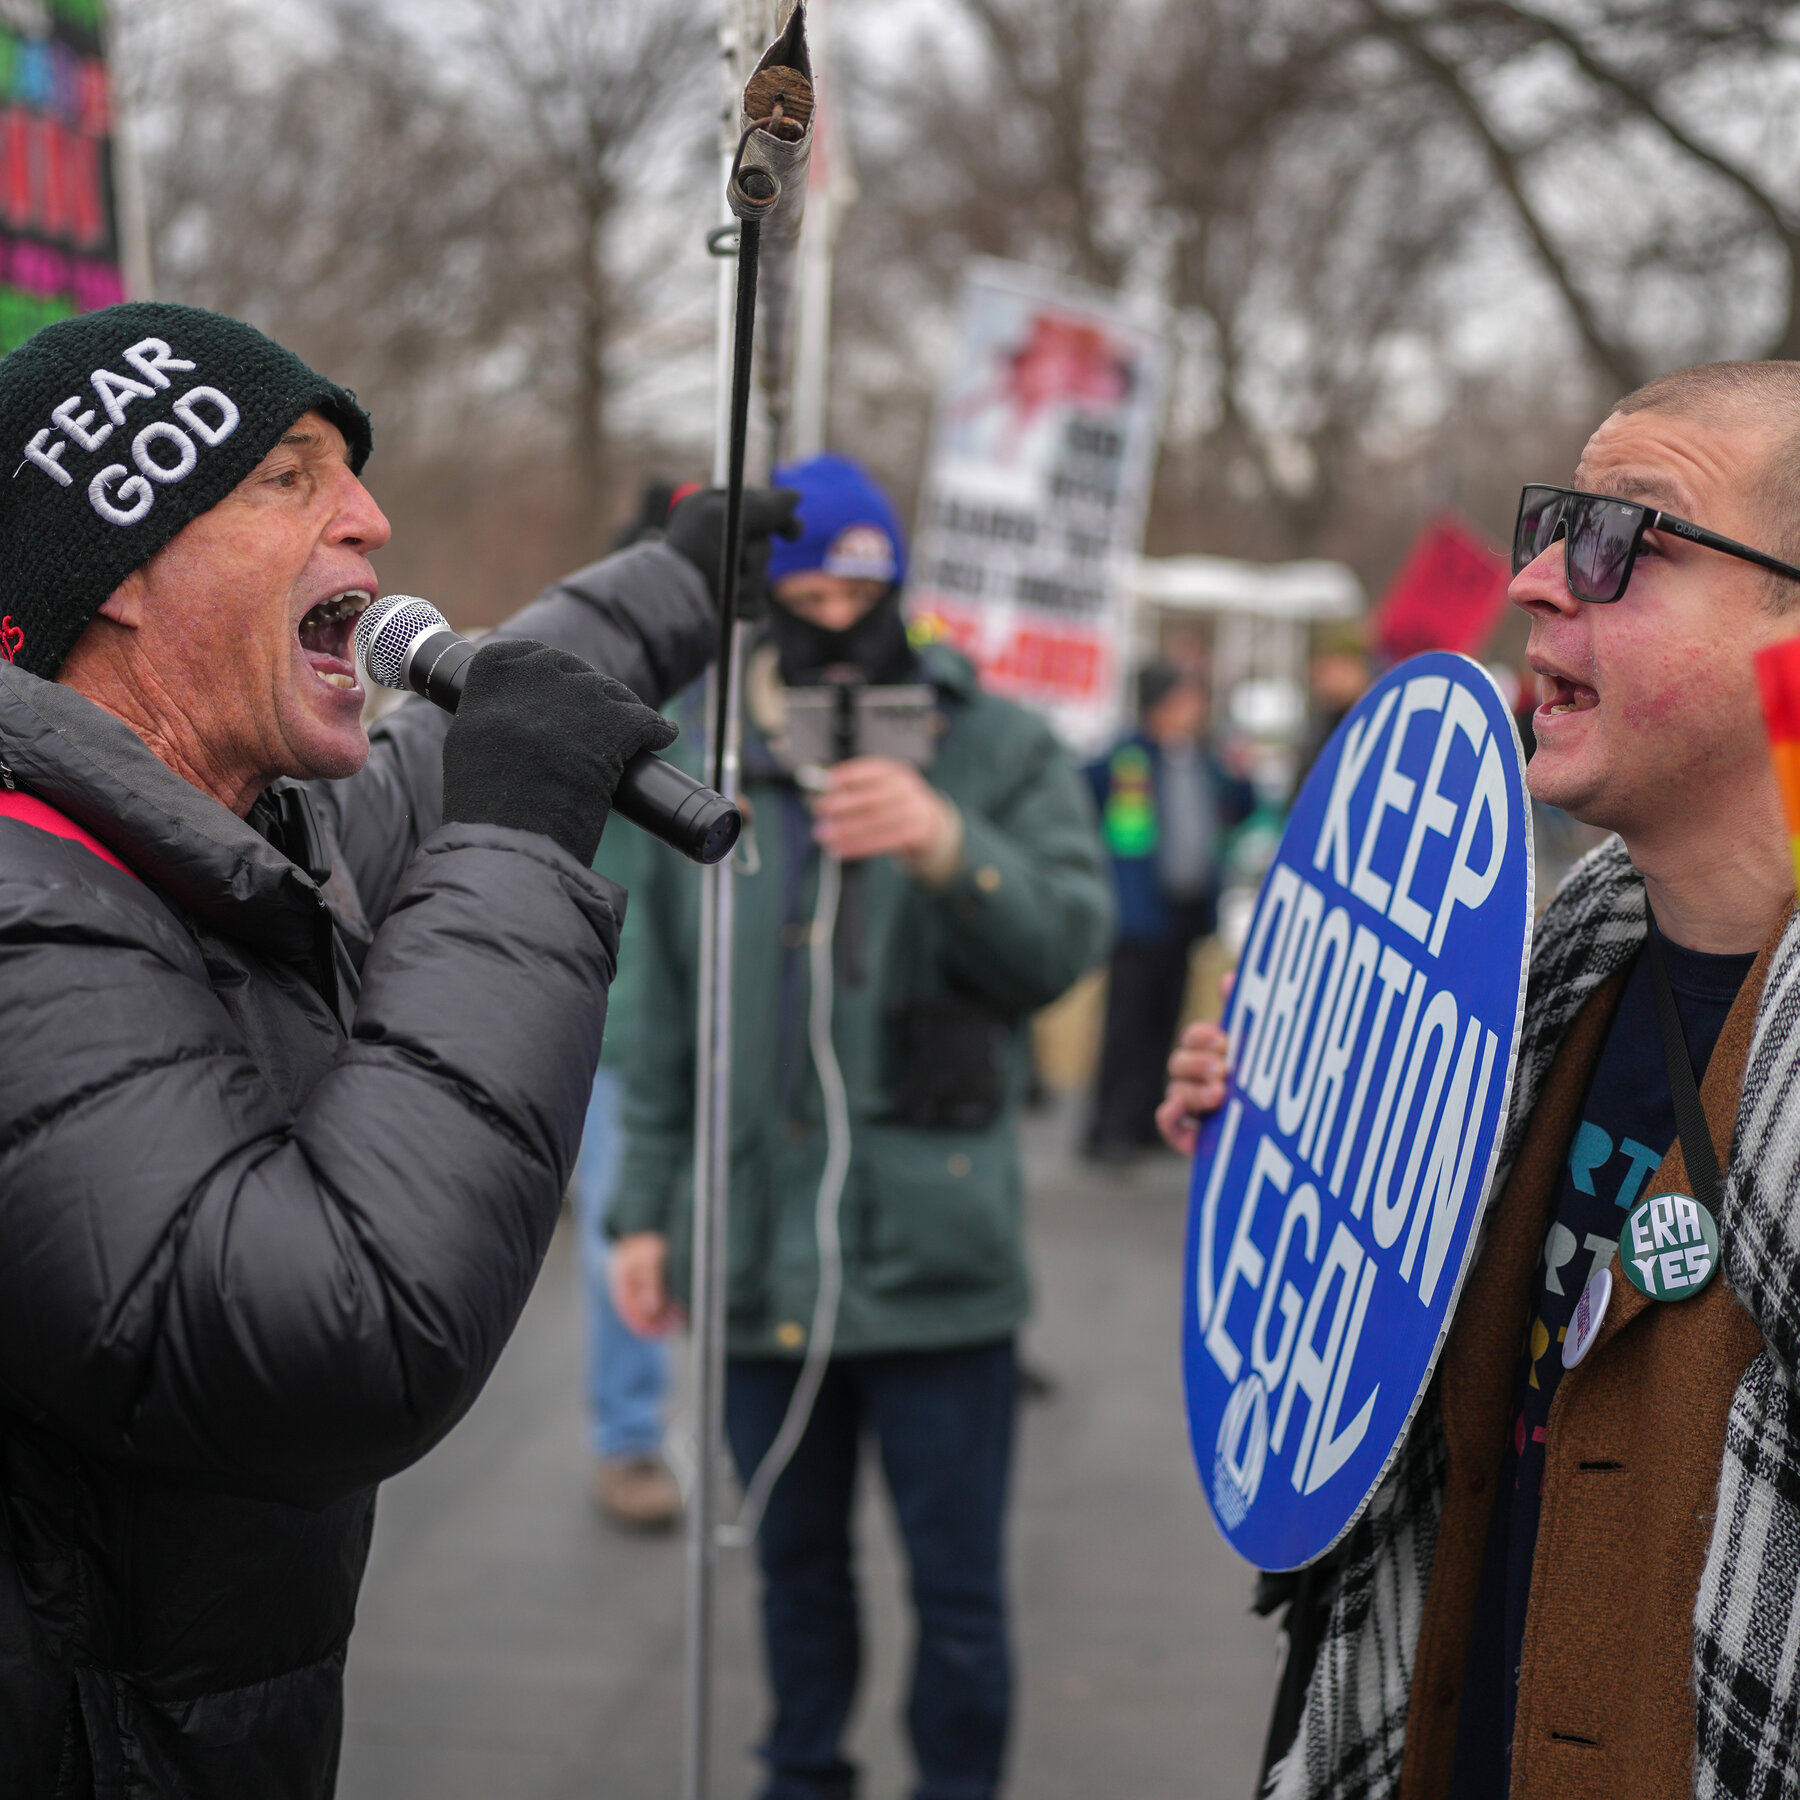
[[1400, 919, 1785, 1799]]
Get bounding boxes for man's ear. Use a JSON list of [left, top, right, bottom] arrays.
[[97, 570, 145, 630]]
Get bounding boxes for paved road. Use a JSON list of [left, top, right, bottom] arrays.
[[337, 1112, 1279, 1799]]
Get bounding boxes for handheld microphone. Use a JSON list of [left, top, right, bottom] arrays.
[[353, 594, 742, 867]]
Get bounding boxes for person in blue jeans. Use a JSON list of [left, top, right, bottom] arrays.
[[573, 1065, 680, 1526], [576, 820, 681, 1527], [570, 483, 684, 1530]]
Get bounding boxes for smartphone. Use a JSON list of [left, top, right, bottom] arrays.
[[773, 684, 940, 772]]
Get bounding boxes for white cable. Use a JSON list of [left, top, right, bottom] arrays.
[[720, 849, 850, 1548], [732, 817, 762, 877]]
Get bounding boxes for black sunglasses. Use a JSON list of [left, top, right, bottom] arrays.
[[1512, 483, 1800, 604]]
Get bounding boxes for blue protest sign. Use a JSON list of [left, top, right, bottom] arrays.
[[1183, 652, 1533, 1570]]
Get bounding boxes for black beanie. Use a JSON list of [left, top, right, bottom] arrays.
[[0, 301, 372, 678], [1136, 662, 1185, 721]]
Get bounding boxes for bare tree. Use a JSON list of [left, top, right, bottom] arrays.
[[1348, 0, 1800, 384], [833, 0, 1800, 569], [113, 0, 714, 594], [110, 0, 1800, 600], [120, 1, 526, 439], [462, 0, 712, 551], [836, 0, 1487, 553]]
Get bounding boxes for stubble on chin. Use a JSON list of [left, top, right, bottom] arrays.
[[304, 730, 371, 785], [1526, 741, 1612, 834], [273, 707, 371, 788]]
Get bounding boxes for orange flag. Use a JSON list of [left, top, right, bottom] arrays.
[[1755, 637, 1800, 893]]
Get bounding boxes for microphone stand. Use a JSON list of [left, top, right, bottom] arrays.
[[686, 9, 812, 1798]]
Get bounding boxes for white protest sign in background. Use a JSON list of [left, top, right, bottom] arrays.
[[905, 256, 1166, 753], [1183, 652, 1534, 1570]]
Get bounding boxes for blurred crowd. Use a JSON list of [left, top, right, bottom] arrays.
[[567, 459, 1605, 1799]]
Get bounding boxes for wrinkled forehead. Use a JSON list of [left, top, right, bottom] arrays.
[[250, 410, 352, 471], [1575, 406, 1778, 528]]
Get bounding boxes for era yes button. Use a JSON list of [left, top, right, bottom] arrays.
[[1620, 1192, 1720, 1303]]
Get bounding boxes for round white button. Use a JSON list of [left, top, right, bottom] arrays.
[[1562, 1263, 1612, 1371]]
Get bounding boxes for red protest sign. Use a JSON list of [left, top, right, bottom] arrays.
[[1373, 515, 1510, 662]]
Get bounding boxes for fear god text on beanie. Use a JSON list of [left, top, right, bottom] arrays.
[[0, 301, 370, 677]]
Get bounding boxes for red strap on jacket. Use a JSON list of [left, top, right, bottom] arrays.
[[0, 789, 138, 881]]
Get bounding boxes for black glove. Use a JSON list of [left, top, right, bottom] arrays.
[[441, 639, 679, 867], [664, 485, 802, 620]]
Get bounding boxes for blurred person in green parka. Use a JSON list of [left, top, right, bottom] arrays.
[[608, 453, 1111, 1800]]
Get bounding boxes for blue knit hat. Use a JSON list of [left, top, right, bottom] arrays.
[[767, 452, 906, 588]]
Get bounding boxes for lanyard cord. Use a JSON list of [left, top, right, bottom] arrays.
[[1644, 930, 1724, 1216], [720, 848, 850, 1550]]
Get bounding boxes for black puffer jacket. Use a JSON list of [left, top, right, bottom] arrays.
[[0, 544, 713, 1798]]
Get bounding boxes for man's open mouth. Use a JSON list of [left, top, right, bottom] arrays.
[[1538, 672, 1598, 718], [298, 590, 372, 691]]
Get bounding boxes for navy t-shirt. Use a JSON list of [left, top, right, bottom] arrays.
[[1450, 922, 1754, 1791]]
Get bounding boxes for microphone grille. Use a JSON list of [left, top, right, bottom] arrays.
[[355, 594, 447, 691]]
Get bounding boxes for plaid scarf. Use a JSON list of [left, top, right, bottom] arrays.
[[1269, 835, 1800, 1800]]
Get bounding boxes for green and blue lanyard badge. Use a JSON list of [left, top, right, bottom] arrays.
[[1102, 744, 1157, 858]]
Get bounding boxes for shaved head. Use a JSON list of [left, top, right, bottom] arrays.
[[1612, 360, 1800, 609]]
